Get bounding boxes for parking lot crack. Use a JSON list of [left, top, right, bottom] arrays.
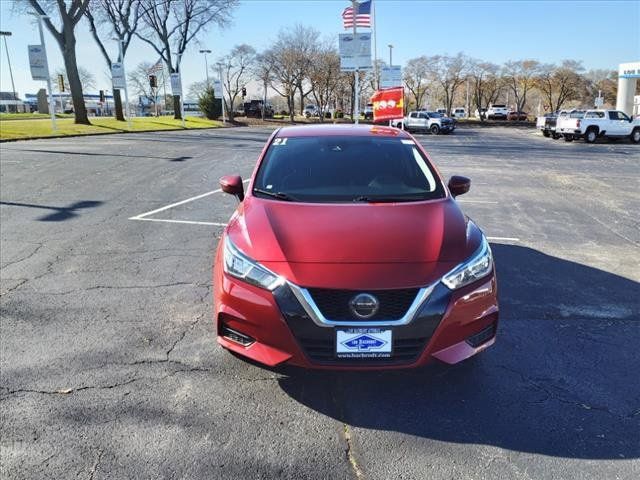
[[0, 242, 44, 269]]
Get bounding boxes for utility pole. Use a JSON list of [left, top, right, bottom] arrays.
[[199, 49, 211, 87], [177, 52, 185, 128], [0, 31, 17, 110], [37, 16, 56, 131], [388, 44, 393, 66]]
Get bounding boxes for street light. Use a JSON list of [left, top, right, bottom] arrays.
[[199, 49, 211, 87], [0, 31, 17, 109], [387, 44, 393, 66]]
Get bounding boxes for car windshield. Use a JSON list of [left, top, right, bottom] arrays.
[[253, 135, 445, 203], [428, 112, 442, 118]]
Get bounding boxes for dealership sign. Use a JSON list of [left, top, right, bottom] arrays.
[[170, 73, 182, 96], [28, 45, 49, 81], [619, 61, 640, 78], [111, 62, 126, 89], [380, 66, 402, 88], [339, 33, 372, 71], [370, 87, 404, 122]]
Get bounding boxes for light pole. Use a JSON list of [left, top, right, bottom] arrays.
[[0, 31, 17, 110], [387, 44, 393, 66], [199, 49, 211, 87], [216, 61, 226, 123], [37, 16, 56, 131]]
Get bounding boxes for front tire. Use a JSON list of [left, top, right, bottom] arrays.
[[585, 128, 598, 143], [430, 124, 441, 135], [552, 132, 560, 139], [542, 130, 550, 137], [631, 128, 640, 144]]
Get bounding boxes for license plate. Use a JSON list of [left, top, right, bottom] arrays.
[[336, 328, 392, 359]]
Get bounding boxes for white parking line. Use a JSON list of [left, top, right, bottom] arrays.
[[486, 236, 520, 242], [129, 179, 250, 221], [132, 217, 227, 226]]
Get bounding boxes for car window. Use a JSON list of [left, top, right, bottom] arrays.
[[608, 111, 621, 120], [253, 136, 445, 203], [428, 112, 441, 118], [410, 112, 418, 118], [618, 111, 630, 121], [418, 113, 428, 119]]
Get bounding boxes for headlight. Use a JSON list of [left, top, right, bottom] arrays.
[[442, 236, 493, 290], [223, 236, 283, 291]]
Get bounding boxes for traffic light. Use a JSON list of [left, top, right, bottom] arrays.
[[99, 90, 105, 103], [149, 75, 157, 88], [242, 87, 247, 98]]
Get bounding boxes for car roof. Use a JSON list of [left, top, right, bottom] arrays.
[[275, 124, 410, 138]]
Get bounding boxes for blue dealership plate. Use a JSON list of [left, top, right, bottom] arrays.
[[336, 328, 392, 358]]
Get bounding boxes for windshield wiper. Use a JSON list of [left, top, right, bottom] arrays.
[[253, 188, 297, 201], [352, 195, 427, 203]]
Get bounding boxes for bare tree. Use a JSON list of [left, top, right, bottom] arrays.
[[404, 56, 430, 110], [536, 60, 587, 112], [582, 69, 618, 108], [502, 59, 541, 111], [52, 66, 96, 93], [128, 62, 158, 109], [427, 53, 468, 115], [254, 53, 275, 120], [308, 45, 341, 122], [84, 0, 140, 120], [136, 0, 238, 119], [468, 60, 501, 121], [24, 0, 91, 124], [217, 44, 256, 121], [187, 80, 209, 101]]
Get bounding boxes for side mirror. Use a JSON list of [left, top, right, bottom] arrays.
[[448, 175, 470, 197], [220, 175, 244, 201]]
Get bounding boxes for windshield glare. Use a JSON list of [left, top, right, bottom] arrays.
[[253, 136, 445, 203]]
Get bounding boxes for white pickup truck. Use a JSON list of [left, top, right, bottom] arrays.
[[556, 109, 640, 143], [392, 111, 455, 134]]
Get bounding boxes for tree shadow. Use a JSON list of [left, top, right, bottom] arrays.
[[12, 149, 191, 162], [0, 200, 103, 221], [275, 244, 640, 460]]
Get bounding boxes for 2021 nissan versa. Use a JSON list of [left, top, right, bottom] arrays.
[[213, 125, 499, 369]]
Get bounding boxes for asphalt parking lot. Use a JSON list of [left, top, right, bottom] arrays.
[[1, 125, 639, 479]]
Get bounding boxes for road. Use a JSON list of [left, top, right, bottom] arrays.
[[1, 126, 639, 479]]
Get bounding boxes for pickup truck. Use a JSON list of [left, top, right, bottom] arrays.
[[392, 111, 455, 134], [556, 109, 640, 143]]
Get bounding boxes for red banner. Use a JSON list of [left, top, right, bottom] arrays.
[[371, 87, 404, 122]]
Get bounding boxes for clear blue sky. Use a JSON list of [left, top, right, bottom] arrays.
[[1, 0, 638, 99]]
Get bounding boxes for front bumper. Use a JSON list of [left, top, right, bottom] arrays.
[[214, 262, 499, 370]]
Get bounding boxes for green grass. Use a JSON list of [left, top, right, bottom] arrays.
[[0, 112, 74, 120], [0, 115, 223, 141]]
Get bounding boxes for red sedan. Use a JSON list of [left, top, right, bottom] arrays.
[[214, 125, 498, 369]]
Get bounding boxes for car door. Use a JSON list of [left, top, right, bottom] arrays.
[[607, 111, 625, 135], [418, 112, 429, 129], [407, 112, 419, 128]]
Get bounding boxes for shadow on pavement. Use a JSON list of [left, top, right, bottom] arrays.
[[12, 149, 192, 162], [0, 200, 103, 221], [276, 244, 640, 460]]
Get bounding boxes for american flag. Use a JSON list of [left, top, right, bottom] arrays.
[[342, 0, 372, 29], [148, 59, 164, 74]]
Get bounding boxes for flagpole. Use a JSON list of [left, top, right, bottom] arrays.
[[372, 0, 378, 90], [352, 0, 359, 125]]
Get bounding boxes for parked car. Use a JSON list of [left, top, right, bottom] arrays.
[[486, 104, 508, 120], [436, 108, 448, 116], [556, 109, 640, 143], [392, 111, 455, 134], [451, 108, 467, 119], [536, 110, 581, 139], [304, 105, 319, 118], [507, 111, 528, 121], [215, 124, 498, 369], [243, 100, 273, 118], [364, 103, 374, 120]]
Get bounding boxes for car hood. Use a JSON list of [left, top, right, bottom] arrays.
[[227, 196, 469, 266]]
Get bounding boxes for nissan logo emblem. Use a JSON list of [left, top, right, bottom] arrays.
[[349, 293, 380, 319]]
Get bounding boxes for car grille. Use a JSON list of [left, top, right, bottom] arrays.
[[306, 288, 419, 321]]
